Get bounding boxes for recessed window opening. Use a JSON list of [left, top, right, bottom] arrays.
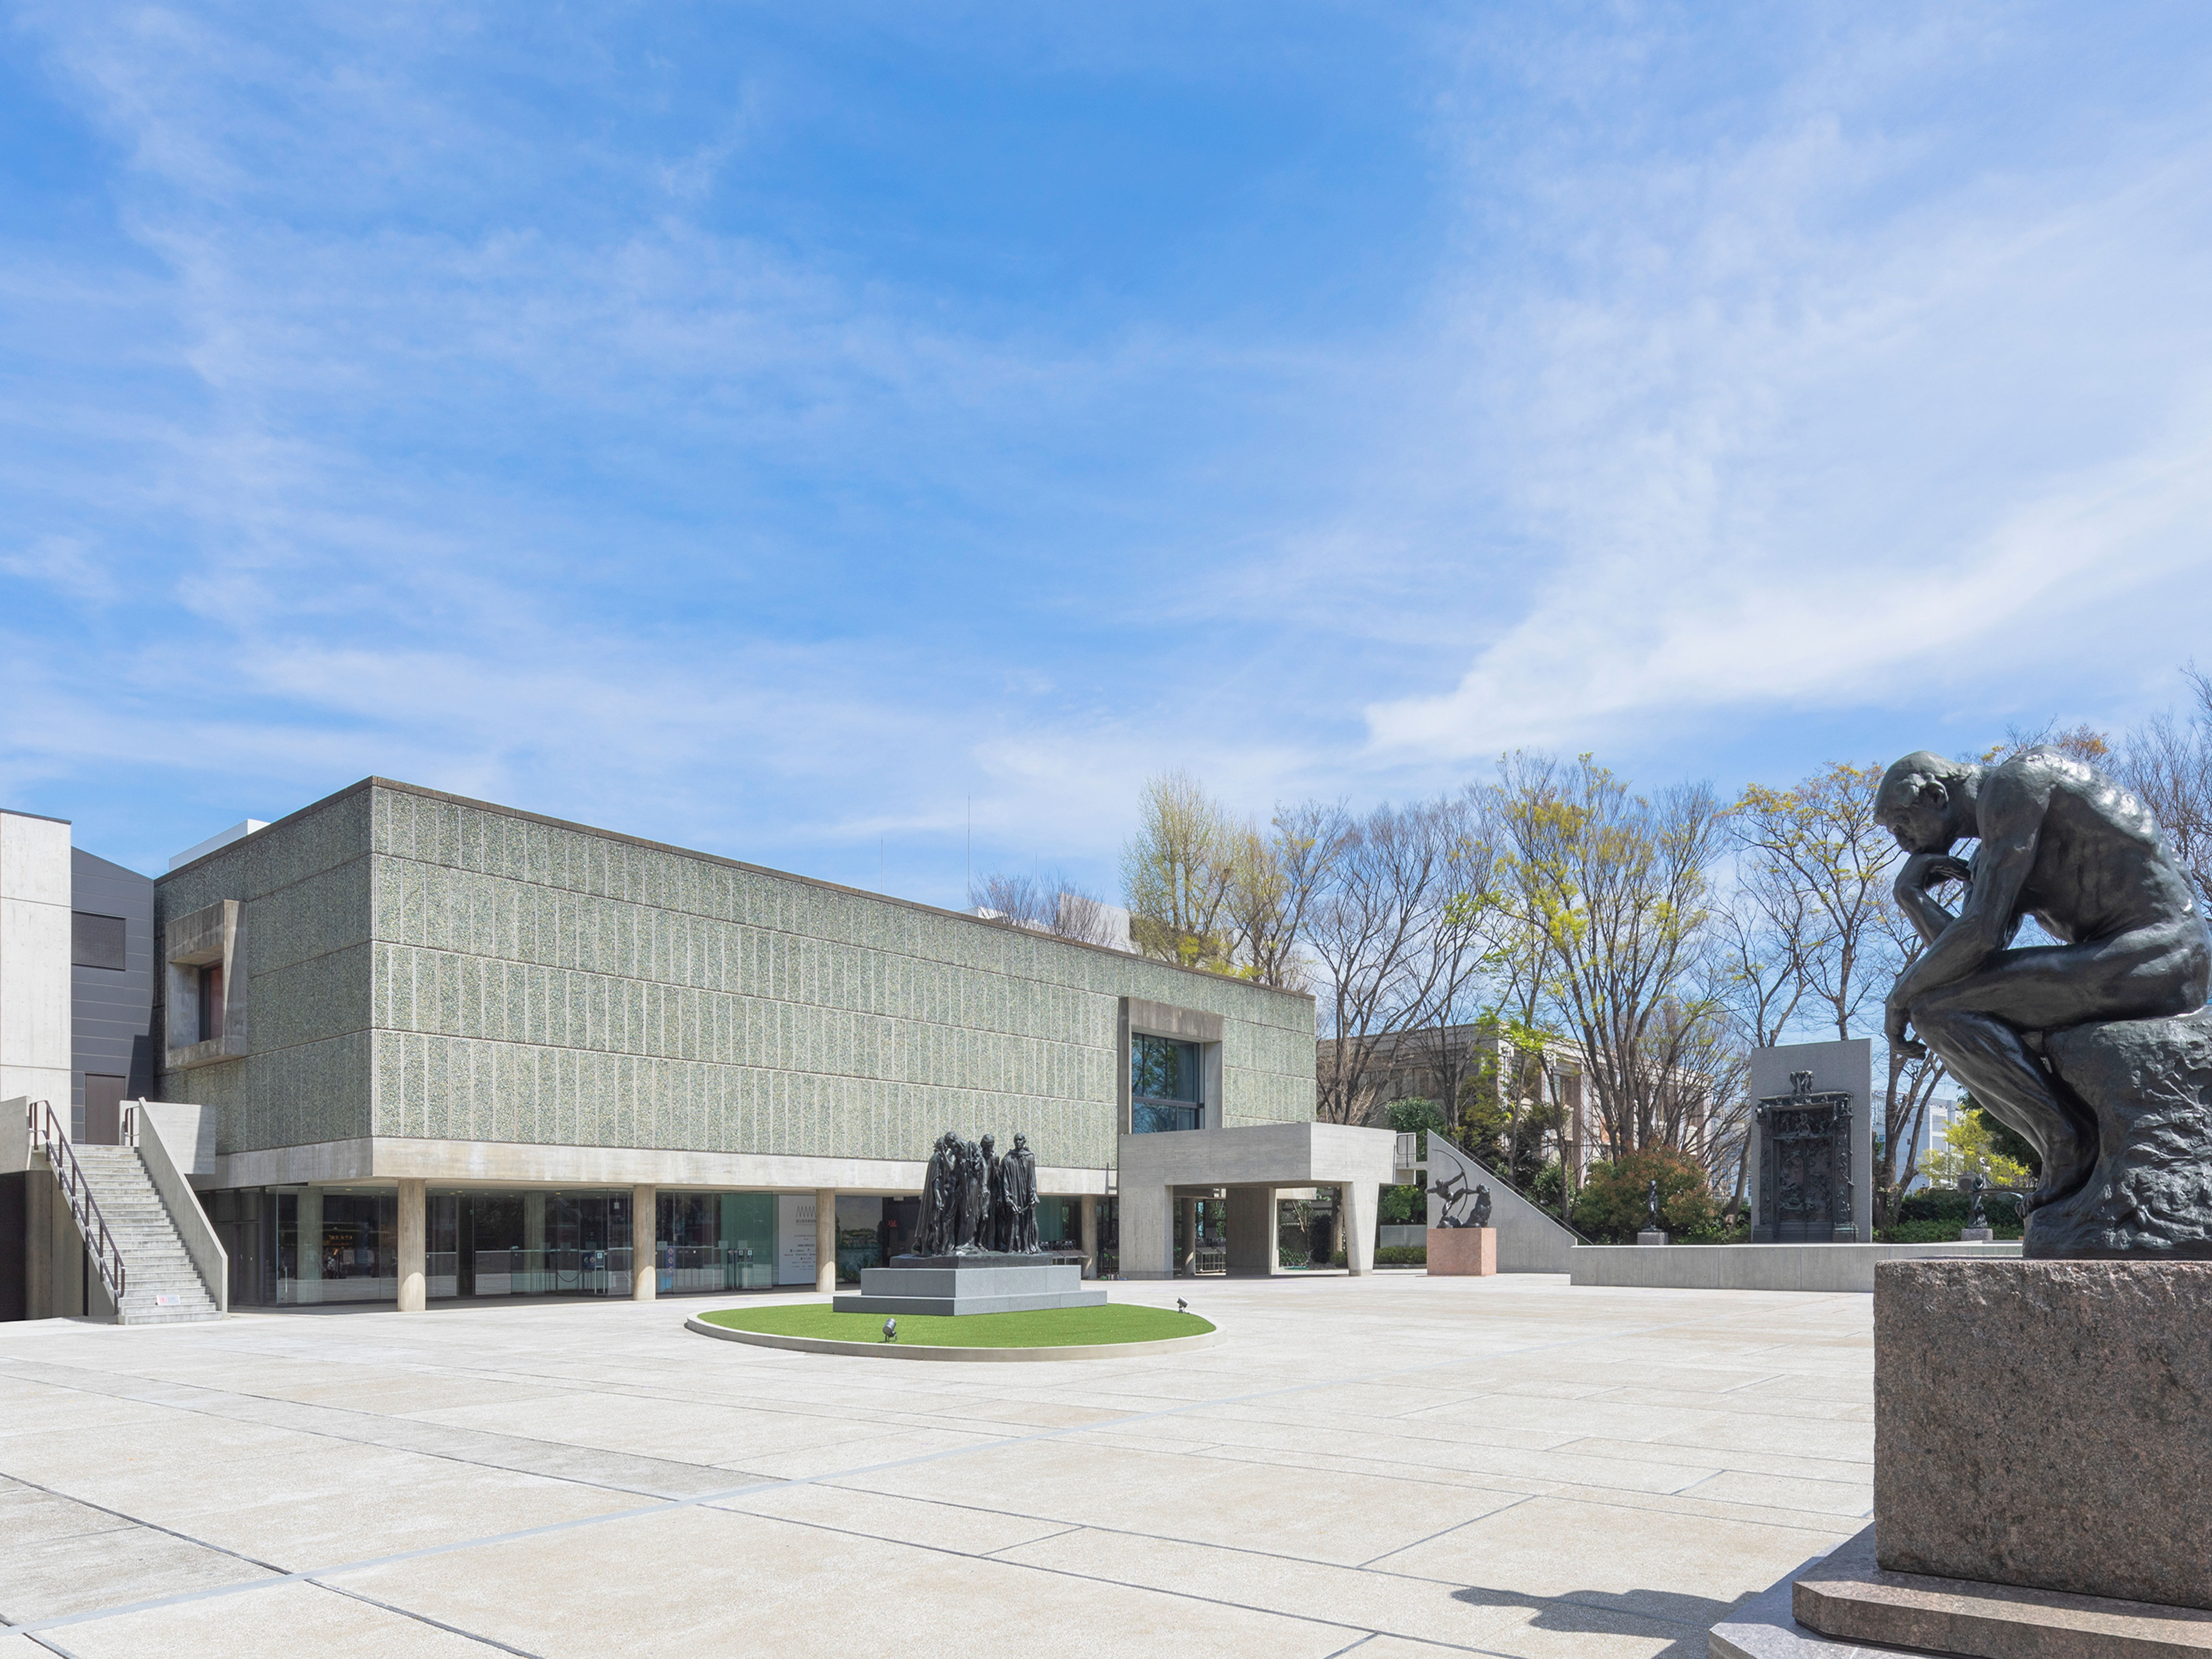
[[72, 912, 126, 971], [198, 963, 224, 1043], [1132, 1033, 1203, 1133]]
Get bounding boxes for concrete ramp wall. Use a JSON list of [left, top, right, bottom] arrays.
[[1425, 1137, 1577, 1273]]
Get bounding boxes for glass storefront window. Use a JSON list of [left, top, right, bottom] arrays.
[[650, 1191, 778, 1294], [275, 1190, 397, 1305], [429, 1189, 634, 1298], [1036, 1196, 1078, 1250]]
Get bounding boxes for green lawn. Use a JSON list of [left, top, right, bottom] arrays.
[[697, 1302, 1214, 1348]]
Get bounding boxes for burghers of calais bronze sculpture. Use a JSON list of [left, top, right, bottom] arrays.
[[1878, 745, 2212, 1257], [911, 1129, 1045, 1258]]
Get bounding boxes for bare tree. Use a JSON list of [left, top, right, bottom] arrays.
[[1219, 801, 1352, 990], [2119, 666, 2212, 913], [974, 869, 1126, 949], [1308, 796, 1491, 1126], [970, 869, 1055, 931], [1732, 763, 1896, 1040], [1121, 770, 1237, 969], [1051, 887, 1125, 949], [1485, 753, 1725, 1157]]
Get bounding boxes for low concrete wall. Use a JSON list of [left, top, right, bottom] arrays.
[[1378, 1224, 1424, 1249], [1570, 1240, 2023, 1293]]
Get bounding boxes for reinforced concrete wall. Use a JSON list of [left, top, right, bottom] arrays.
[[1, 811, 72, 1110], [158, 779, 1317, 1171]]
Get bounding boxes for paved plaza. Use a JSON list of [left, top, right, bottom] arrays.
[[0, 1275, 1874, 1658]]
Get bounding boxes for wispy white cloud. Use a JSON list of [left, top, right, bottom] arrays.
[[1361, 11, 2212, 762]]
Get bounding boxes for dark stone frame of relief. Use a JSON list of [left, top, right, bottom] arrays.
[[1752, 1083, 1859, 1244]]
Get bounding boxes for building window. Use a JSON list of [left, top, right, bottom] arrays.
[[198, 964, 225, 1043], [72, 912, 127, 971], [1132, 1033, 1203, 1132]]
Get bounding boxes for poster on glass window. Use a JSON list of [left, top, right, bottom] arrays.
[[776, 1193, 817, 1285]]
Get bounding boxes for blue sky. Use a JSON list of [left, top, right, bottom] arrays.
[[5, 2, 2211, 902]]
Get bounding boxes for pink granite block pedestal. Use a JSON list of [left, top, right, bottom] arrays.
[[1426, 1226, 1496, 1275]]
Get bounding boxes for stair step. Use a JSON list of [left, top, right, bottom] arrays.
[[59, 1149, 220, 1316]]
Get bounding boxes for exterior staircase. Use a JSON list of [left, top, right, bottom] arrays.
[[68, 1146, 222, 1324]]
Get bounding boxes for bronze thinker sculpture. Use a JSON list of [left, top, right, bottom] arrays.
[[1878, 745, 2212, 1256]]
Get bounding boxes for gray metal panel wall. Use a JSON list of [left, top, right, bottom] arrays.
[[71, 848, 155, 1127]]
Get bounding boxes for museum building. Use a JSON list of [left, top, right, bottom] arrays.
[[5, 779, 1392, 1318]]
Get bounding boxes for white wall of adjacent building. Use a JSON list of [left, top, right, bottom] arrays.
[[1906, 1095, 1962, 1192], [0, 810, 73, 1110]]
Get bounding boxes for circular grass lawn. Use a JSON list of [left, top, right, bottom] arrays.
[[696, 1302, 1213, 1349]]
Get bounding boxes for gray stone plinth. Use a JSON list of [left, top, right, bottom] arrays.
[[1959, 1226, 1993, 1242], [1875, 1259, 2212, 1610], [1636, 1230, 1669, 1247], [2034, 1007, 2212, 1259], [1791, 1526, 2212, 1658], [833, 1255, 1106, 1316]]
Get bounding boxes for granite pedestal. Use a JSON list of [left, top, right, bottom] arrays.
[[1732, 1257, 2212, 1656], [1637, 1229, 1669, 1246], [833, 1253, 1106, 1317], [1425, 1226, 1496, 1276], [1863, 1259, 2212, 1613]]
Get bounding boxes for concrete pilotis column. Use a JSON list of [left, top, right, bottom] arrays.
[[632, 1185, 656, 1301], [397, 1178, 427, 1312], [1343, 1182, 1378, 1276], [815, 1190, 837, 1294], [1178, 1194, 1199, 1277], [1079, 1194, 1098, 1279], [1225, 1185, 1276, 1276], [1118, 1184, 1172, 1279]]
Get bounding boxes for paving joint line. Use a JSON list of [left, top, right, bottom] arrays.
[[316, 1581, 548, 1658]]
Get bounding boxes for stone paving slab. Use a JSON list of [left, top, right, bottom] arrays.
[[0, 1276, 1877, 1657]]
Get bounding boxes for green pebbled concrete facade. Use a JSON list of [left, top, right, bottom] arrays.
[[155, 779, 1316, 1289]]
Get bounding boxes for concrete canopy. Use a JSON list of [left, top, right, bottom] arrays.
[[1117, 1122, 1398, 1279]]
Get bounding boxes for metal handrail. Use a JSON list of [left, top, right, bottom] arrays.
[[25, 1100, 129, 1308]]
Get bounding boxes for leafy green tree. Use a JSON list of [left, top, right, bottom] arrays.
[[1383, 1096, 1446, 1159], [1920, 1094, 2035, 1190], [1485, 754, 1725, 1156], [1379, 1185, 1425, 1224], [1120, 770, 1237, 970], [1574, 1147, 1721, 1243]]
